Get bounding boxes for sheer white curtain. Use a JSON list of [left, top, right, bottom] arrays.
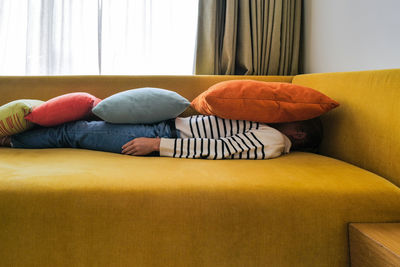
[[0, 0, 198, 75], [0, 0, 100, 75]]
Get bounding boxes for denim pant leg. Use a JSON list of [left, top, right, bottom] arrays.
[[11, 120, 174, 154]]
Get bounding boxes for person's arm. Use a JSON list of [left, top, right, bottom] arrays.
[[121, 137, 161, 156], [159, 125, 291, 160]]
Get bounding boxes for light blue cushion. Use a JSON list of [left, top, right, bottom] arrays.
[[92, 88, 190, 124]]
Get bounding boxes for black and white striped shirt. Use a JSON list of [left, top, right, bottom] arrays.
[[160, 115, 291, 160]]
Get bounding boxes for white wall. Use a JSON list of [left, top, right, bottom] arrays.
[[302, 0, 400, 73]]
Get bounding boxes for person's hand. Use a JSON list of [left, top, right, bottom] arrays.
[[121, 137, 161, 156]]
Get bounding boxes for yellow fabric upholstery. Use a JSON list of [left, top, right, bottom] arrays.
[[292, 69, 400, 187], [0, 73, 399, 267], [1, 148, 399, 267]]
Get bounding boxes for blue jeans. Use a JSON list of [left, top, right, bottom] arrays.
[[11, 120, 178, 154]]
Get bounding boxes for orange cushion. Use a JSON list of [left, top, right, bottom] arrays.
[[191, 80, 339, 123], [25, 93, 102, 127]]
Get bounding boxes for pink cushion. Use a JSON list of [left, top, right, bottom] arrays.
[[25, 93, 102, 126]]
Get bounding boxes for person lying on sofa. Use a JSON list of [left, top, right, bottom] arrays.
[[0, 115, 322, 160]]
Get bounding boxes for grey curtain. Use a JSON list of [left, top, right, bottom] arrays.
[[195, 0, 301, 75]]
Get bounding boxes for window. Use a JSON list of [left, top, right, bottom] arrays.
[[0, 0, 199, 75]]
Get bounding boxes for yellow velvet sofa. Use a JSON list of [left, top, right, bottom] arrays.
[[0, 69, 399, 267]]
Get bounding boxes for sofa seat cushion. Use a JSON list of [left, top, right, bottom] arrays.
[[1, 148, 400, 267]]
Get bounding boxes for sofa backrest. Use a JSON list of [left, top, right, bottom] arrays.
[[292, 69, 400, 187], [0, 75, 292, 117]]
